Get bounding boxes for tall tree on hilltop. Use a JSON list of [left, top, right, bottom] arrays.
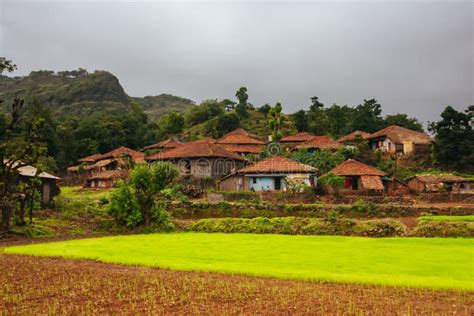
[[307, 96, 330, 135], [269, 102, 285, 142], [351, 98, 383, 133], [292, 109, 308, 132], [235, 87, 249, 118], [429, 105, 473, 171]]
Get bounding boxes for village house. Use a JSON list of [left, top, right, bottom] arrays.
[[216, 128, 266, 156], [140, 138, 183, 153], [85, 169, 128, 189], [67, 146, 145, 175], [327, 159, 387, 195], [220, 156, 317, 192], [292, 135, 342, 152], [407, 175, 474, 194], [365, 125, 432, 155], [280, 132, 316, 149], [336, 130, 371, 145], [146, 138, 246, 179], [9, 162, 61, 205]]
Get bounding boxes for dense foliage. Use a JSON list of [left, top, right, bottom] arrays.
[[108, 162, 178, 228]]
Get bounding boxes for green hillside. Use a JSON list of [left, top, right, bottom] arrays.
[[132, 94, 195, 121], [0, 70, 193, 120]]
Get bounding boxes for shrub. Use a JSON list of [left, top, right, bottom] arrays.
[[187, 217, 405, 237], [181, 185, 204, 198], [108, 162, 178, 228], [411, 221, 474, 238]]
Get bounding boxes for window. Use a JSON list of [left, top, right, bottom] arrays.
[[253, 178, 257, 184]]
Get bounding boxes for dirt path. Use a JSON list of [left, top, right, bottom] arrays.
[[1, 253, 472, 315]]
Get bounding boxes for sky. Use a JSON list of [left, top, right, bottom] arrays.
[[0, 0, 472, 125]]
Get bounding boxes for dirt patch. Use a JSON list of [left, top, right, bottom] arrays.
[[1, 254, 472, 315]]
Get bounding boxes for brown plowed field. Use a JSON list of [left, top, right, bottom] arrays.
[[1, 253, 472, 315]]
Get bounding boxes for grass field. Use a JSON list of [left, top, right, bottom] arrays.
[[60, 186, 111, 200], [5, 233, 473, 290], [420, 215, 474, 222]]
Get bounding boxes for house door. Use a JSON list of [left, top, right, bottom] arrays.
[[274, 178, 282, 190], [42, 183, 50, 204]]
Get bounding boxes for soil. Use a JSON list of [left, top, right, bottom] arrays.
[[1, 252, 473, 315]]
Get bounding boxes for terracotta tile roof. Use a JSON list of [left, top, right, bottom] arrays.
[[146, 139, 246, 161], [294, 136, 342, 150], [337, 130, 371, 143], [87, 169, 128, 180], [141, 138, 183, 151], [360, 175, 384, 190], [329, 159, 385, 176], [77, 147, 145, 163], [221, 144, 264, 154], [237, 156, 317, 174], [366, 125, 432, 144], [100, 146, 145, 161], [217, 129, 265, 145], [409, 174, 474, 184], [78, 154, 103, 163], [281, 132, 316, 142]]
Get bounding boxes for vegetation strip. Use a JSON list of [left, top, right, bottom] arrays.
[[5, 233, 473, 290]]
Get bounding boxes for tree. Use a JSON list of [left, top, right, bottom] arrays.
[[310, 96, 324, 111], [307, 97, 330, 135], [215, 113, 240, 136], [318, 173, 345, 197], [429, 106, 474, 171], [268, 102, 285, 142], [235, 87, 249, 118], [235, 87, 248, 106], [351, 99, 383, 133], [159, 112, 184, 136], [384, 113, 423, 132], [292, 109, 308, 132], [290, 149, 344, 174], [257, 104, 271, 118], [0, 58, 48, 235], [108, 162, 179, 228]]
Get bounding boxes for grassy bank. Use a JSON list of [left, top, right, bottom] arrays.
[[5, 233, 473, 290]]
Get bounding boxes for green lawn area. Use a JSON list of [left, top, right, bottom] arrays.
[[420, 215, 474, 222], [4, 233, 473, 290], [60, 186, 112, 200]]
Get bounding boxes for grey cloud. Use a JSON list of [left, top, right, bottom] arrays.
[[0, 0, 472, 125]]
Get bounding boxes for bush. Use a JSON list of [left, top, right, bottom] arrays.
[[411, 221, 474, 238], [187, 217, 405, 237], [181, 185, 204, 198]]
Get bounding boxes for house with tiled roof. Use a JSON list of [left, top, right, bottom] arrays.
[[220, 156, 317, 192], [337, 131, 371, 145], [407, 174, 474, 194], [85, 169, 129, 189], [216, 128, 266, 155], [293, 136, 342, 152], [140, 138, 183, 152], [146, 138, 246, 179], [68, 146, 145, 187], [327, 159, 387, 194], [366, 125, 432, 155], [280, 132, 316, 148]]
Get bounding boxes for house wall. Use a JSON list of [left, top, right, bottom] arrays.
[[219, 175, 245, 191], [174, 158, 244, 179], [370, 137, 402, 153]]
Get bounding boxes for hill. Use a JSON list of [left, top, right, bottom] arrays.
[[132, 94, 194, 121], [0, 70, 193, 120]]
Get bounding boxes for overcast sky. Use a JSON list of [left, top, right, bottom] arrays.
[[0, 0, 472, 124]]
